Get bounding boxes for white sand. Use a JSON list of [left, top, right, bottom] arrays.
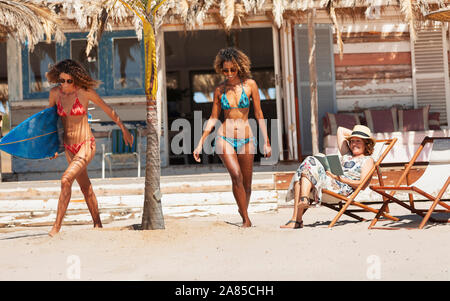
[[0, 206, 449, 281]]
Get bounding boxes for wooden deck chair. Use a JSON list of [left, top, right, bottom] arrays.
[[369, 137, 450, 229], [322, 138, 399, 228]]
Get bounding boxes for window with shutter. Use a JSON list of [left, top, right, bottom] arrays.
[[411, 26, 450, 125]]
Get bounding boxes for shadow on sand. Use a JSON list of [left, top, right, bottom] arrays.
[[0, 231, 48, 240]]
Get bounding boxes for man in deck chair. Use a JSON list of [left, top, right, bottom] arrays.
[[281, 125, 398, 229], [369, 137, 450, 229]]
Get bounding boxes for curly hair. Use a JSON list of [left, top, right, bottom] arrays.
[[213, 47, 251, 79], [46, 59, 100, 90], [364, 139, 375, 156]]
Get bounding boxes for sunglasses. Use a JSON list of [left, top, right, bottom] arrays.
[[59, 78, 74, 84], [222, 67, 237, 73]]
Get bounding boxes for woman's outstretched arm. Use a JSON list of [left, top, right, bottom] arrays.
[[193, 86, 222, 162], [84, 89, 134, 147]]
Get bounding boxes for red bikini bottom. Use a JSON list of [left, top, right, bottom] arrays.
[[64, 137, 95, 155]]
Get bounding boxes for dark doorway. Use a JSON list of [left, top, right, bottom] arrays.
[[165, 27, 277, 165]]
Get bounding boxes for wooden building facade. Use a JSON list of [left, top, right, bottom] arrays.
[[1, 3, 449, 179]]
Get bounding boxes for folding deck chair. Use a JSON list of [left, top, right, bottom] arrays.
[[322, 138, 399, 228], [369, 137, 450, 229]]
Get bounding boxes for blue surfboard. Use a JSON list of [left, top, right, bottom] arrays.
[[0, 106, 64, 159]]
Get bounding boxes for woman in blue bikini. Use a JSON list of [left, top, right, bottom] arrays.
[[193, 47, 271, 227]]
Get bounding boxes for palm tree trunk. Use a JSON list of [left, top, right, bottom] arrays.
[[141, 20, 164, 230], [142, 100, 165, 229]]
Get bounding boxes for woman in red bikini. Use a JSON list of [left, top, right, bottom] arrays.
[[45, 59, 133, 237]]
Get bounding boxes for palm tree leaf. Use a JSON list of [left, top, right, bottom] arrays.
[[0, 0, 65, 51], [221, 0, 234, 29], [400, 0, 417, 42]]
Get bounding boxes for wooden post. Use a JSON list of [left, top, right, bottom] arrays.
[[308, 9, 319, 155]]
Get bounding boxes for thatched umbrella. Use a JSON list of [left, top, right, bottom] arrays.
[[0, 0, 65, 51]]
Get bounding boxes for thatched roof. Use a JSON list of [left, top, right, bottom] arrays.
[[39, 1, 449, 31], [156, 1, 444, 28], [38, 1, 449, 56], [0, 0, 65, 51], [38, 0, 144, 56], [425, 6, 450, 21], [156, 1, 448, 45], [4, 1, 448, 54]]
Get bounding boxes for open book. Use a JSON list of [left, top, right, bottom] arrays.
[[314, 153, 344, 176]]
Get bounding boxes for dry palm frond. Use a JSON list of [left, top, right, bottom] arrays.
[[242, 0, 260, 13], [48, 1, 136, 31], [334, 7, 368, 23], [178, 0, 189, 18], [328, 1, 344, 60], [221, 0, 235, 29], [272, 0, 284, 28], [0, 0, 65, 51], [234, 3, 248, 27], [195, 0, 215, 27], [85, 7, 109, 57], [282, 8, 308, 23], [47, 0, 142, 55], [50, 0, 440, 44], [399, 0, 417, 42], [159, 0, 211, 30]]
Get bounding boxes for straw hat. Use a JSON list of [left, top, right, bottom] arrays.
[[345, 125, 376, 144]]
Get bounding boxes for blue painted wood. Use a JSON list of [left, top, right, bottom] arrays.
[[61, 32, 106, 95], [102, 30, 145, 96], [22, 41, 57, 99], [22, 30, 145, 99], [111, 128, 137, 153], [0, 107, 63, 159]]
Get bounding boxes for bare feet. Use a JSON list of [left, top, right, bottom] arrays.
[[241, 220, 252, 228], [93, 223, 103, 229], [280, 220, 303, 229], [238, 210, 252, 227], [48, 226, 60, 237]]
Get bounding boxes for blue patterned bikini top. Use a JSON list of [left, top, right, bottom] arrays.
[[220, 81, 250, 110]]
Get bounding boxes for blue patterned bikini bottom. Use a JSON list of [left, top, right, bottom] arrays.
[[216, 135, 258, 153]]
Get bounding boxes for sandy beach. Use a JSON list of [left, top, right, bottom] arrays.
[[1, 204, 449, 282]]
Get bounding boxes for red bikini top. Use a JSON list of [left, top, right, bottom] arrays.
[[57, 92, 86, 117]]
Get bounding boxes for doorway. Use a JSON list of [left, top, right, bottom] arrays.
[[164, 27, 277, 165], [294, 24, 336, 156]]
